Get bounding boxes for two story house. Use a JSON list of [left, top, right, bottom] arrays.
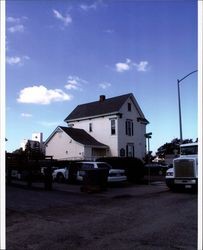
[[45, 93, 149, 160]]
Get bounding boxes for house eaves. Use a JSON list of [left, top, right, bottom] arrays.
[[66, 112, 122, 123]]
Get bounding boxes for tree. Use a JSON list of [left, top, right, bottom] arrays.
[[156, 138, 194, 157]]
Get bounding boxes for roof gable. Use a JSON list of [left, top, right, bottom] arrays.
[[64, 93, 147, 122]]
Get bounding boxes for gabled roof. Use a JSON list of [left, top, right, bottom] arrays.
[[45, 126, 108, 148], [64, 93, 148, 123]]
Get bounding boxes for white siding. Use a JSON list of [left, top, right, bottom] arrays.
[[67, 97, 147, 159], [45, 131, 84, 160], [68, 116, 118, 156], [117, 97, 146, 159]]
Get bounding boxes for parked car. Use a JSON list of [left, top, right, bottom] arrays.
[[52, 166, 69, 182], [76, 162, 127, 183], [144, 163, 169, 176]]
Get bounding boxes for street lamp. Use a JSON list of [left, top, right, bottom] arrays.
[[177, 70, 197, 142]]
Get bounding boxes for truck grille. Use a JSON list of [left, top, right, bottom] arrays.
[[174, 159, 195, 178]]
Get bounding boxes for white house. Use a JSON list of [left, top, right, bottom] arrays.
[[45, 126, 108, 160], [45, 93, 149, 160]]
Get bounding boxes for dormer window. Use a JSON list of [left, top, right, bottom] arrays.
[[128, 102, 131, 111]]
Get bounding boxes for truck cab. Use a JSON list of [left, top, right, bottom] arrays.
[[165, 142, 198, 191]]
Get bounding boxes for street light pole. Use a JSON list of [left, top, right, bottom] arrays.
[[177, 79, 183, 141], [177, 70, 197, 142]]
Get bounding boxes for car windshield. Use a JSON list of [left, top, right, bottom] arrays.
[[81, 163, 94, 170], [180, 145, 198, 155], [97, 163, 111, 170]]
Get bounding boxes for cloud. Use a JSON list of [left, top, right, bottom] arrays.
[[115, 58, 149, 73], [6, 56, 21, 65], [99, 82, 111, 89], [104, 29, 114, 34], [80, 0, 105, 11], [115, 58, 131, 73], [65, 75, 88, 91], [8, 24, 24, 33], [7, 17, 21, 23], [6, 55, 30, 66], [7, 16, 27, 33], [21, 113, 32, 118], [134, 61, 149, 72], [53, 9, 72, 27], [17, 85, 72, 105]]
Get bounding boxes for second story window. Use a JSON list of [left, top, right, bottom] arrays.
[[89, 123, 92, 132], [111, 119, 116, 135], [126, 119, 134, 136], [128, 102, 132, 111]]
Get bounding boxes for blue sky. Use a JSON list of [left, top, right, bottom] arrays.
[[6, 0, 198, 154]]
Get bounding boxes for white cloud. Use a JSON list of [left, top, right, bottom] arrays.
[[115, 58, 131, 73], [104, 29, 114, 34], [80, 0, 105, 11], [7, 16, 27, 33], [17, 85, 72, 105], [8, 24, 24, 33], [21, 113, 32, 118], [65, 75, 88, 91], [80, 3, 97, 11], [7, 17, 21, 23], [99, 82, 111, 89], [6, 56, 21, 65], [53, 9, 72, 27], [134, 61, 149, 72], [115, 58, 149, 73], [6, 55, 30, 66]]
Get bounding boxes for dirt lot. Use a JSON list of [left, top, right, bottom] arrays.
[[6, 182, 197, 250]]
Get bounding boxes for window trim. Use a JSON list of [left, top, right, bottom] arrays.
[[89, 123, 92, 132], [128, 102, 132, 111], [125, 119, 134, 136], [111, 119, 116, 135]]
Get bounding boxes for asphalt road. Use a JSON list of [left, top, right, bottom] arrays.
[[6, 182, 197, 250]]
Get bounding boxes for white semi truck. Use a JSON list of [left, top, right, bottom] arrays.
[[165, 142, 198, 191]]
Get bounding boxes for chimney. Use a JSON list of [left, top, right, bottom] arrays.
[[99, 95, 106, 102]]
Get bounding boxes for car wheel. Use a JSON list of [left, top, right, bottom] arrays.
[[56, 173, 65, 183]]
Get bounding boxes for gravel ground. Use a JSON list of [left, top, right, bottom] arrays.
[[6, 182, 197, 250]]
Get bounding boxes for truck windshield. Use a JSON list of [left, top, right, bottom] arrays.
[[180, 145, 198, 155]]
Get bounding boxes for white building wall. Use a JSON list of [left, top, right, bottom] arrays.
[[32, 132, 43, 143], [68, 115, 118, 156], [117, 97, 146, 159], [67, 97, 147, 159], [45, 131, 84, 160]]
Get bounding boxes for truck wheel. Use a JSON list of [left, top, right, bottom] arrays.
[[56, 173, 65, 183]]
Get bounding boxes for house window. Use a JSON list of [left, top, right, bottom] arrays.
[[128, 102, 131, 111], [111, 119, 116, 135], [126, 144, 134, 157], [89, 123, 92, 132], [125, 119, 134, 136]]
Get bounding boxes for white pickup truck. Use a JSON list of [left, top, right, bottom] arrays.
[[165, 142, 198, 191]]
